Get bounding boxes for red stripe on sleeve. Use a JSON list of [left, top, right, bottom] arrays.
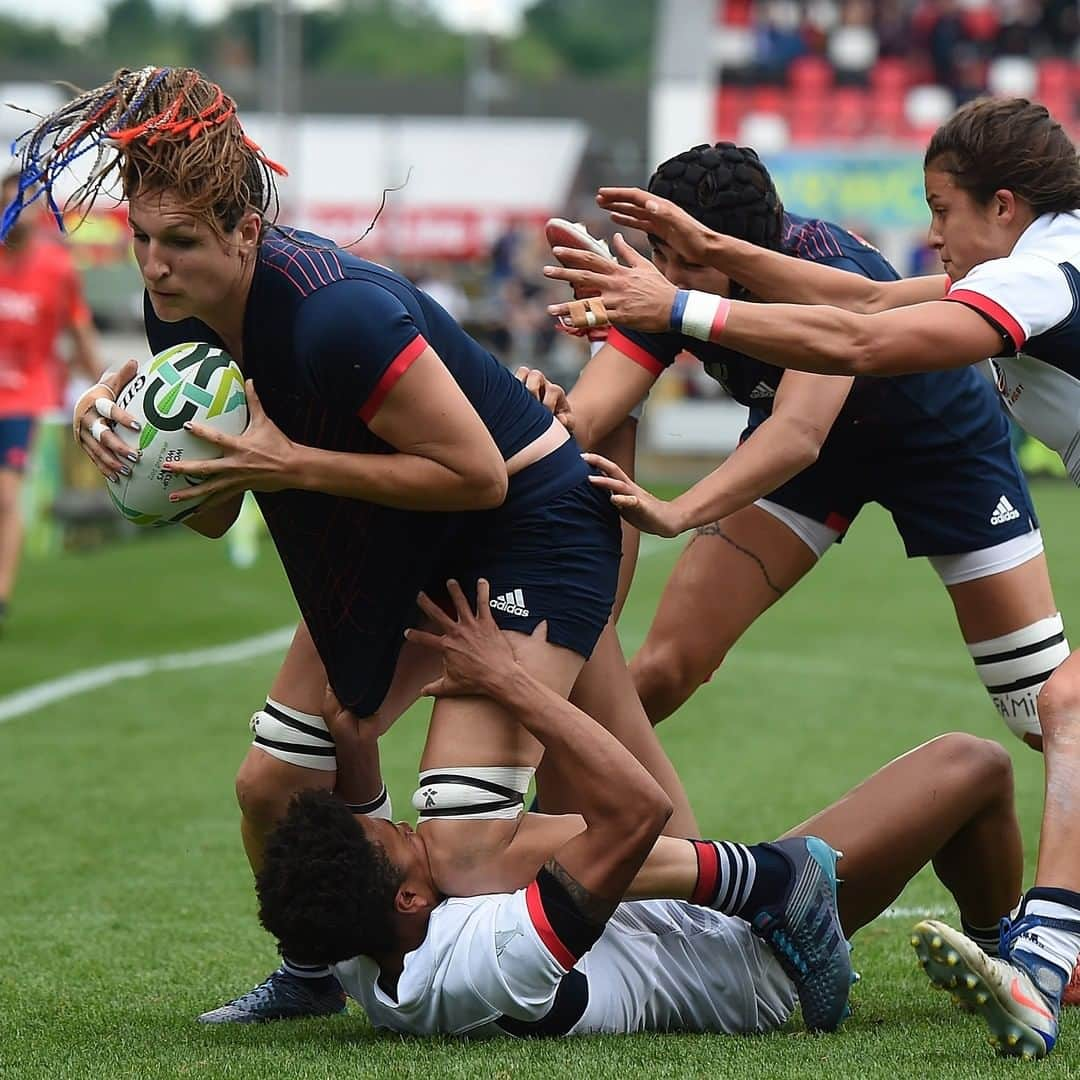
[[946, 290, 1026, 351], [525, 880, 577, 970], [690, 839, 719, 906], [824, 511, 850, 533], [607, 328, 666, 377], [357, 334, 428, 424]]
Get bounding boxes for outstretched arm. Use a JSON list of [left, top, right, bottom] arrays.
[[546, 237, 1005, 377], [584, 369, 852, 536], [596, 187, 946, 312]]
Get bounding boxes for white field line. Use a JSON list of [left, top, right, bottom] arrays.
[[3, 535, 975, 722], [0, 625, 294, 724], [880, 906, 949, 920]]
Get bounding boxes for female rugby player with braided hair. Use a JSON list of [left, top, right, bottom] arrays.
[[1, 66, 708, 1024], [545, 102, 1080, 1060]]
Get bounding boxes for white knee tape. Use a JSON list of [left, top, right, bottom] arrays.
[[250, 696, 336, 771], [969, 614, 1070, 740], [346, 786, 393, 821], [412, 766, 534, 821]]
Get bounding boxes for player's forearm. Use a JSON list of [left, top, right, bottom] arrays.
[[291, 444, 507, 510], [669, 415, 820, 531], [494, 666, 671, 828], [701, 233, 878, 311], [718, 301, 883, 375]]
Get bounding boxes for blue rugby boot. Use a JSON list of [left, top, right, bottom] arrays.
[[747, 836, 852, 1032], [197, 967, 347, 1024], [912, 917, 1062, 1059]]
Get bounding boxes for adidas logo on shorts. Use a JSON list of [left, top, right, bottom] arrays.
[[990, 495, 1021, 525], [749, 380, 775, 400], [491, 588, 530, 617]]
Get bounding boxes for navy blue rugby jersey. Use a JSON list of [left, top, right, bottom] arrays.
[[611, 213, 1007, 436], [143, 227, 586, 692]]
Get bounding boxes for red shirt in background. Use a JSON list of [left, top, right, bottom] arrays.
[[0, 238, 92, 418]]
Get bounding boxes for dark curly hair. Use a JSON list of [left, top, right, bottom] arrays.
[[647, 142, 784, 250], [256, 789, 405, 965]]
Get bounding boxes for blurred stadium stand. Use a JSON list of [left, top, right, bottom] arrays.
[[710, 0, 1080, 147]]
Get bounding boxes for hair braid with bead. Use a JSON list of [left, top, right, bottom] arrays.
[[1, 66, 286, 242]]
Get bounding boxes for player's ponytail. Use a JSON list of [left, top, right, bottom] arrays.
[[1, 66, 286, 243]]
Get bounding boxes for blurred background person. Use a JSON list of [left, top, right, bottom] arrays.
[[0, 171, 101, 632]]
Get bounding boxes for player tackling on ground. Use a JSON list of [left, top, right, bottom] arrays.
[[257, 579, 1024, 1041]]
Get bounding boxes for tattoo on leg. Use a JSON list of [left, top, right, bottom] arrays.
[[694, 523, 784, 597]]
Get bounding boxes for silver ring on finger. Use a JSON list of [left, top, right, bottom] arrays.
[[94, 396, 116, 420], [89, 417, 111, 444]]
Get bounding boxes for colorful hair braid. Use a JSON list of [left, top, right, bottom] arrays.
[[1, 66, 287, 243]]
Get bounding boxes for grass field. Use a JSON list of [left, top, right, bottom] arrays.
[[3, 479, 1080, 1078]]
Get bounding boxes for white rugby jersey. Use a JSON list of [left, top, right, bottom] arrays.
[[946, 211, 1080, 484], [334, 886, 794, 1038]]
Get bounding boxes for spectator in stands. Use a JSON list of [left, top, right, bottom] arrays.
[[1041, 0, 1080, 55], [0, 172, 101, 633], [753, 0, 807, 84], [994, 1, 1041, 59], [874, 0, 915, 58], [925, 0, 968, 96]]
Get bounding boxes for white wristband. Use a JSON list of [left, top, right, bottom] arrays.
[[671, 289, 731, 342]]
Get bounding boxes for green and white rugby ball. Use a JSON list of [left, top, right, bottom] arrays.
[[108, 342, 248, 526]]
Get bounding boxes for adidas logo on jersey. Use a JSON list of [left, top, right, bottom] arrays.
[[491, 588, 530, 617], [990, 495, 1021, 525], [749, 380, 775, 399]]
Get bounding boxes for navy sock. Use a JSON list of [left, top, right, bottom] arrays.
[[689, 840, 792, 919]]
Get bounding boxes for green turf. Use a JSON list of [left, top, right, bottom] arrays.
[[2, 479, 1079, 1077]]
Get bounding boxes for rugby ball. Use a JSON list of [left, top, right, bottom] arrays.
[[106, 342, 248, 526]]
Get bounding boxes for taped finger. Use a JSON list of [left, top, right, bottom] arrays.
[[564, 297, 610, 331], [89, 418, 111, 444], [94, 396, 116, 420]]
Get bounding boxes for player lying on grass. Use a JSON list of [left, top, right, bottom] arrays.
[[542, 98, 1080, 1060], [256, 578, 1022, 1041]]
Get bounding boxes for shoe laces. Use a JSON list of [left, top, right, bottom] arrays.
[[756, 915, 810, 977], [228, 972, 285, 1010]]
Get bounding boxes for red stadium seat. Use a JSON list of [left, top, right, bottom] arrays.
[[750, 86, 787, 115], [1036, 60, 1076, 124], [720, 0, 752, 27], [789, 90, 826, 143], [715, 87, 749, 140], [870, 90, 909, 140], [870, 57, 909, 95], [826, 87, 869, 141], [788, 55, 834, 93], [1039, 58, 1075, 96]]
